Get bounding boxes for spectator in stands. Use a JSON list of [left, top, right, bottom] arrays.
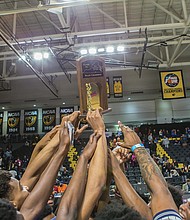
[[173, 159, 179, 169], [182, 179, 190, 192], [170, 169, 180, 177], [148, 132, 153, 143], [179, 168, 187, 182], [171, 129, 177, 138], [181, 133, 188, 144], [14, 157, 22, 179], [162, 135, 170, 148], [4, 147, 12, 170]]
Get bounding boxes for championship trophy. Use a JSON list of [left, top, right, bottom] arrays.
[[77, 56, 111, 115]]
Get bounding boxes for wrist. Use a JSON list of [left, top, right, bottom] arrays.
[[79, 154, 89, 164], [131, 143, 144, 152]]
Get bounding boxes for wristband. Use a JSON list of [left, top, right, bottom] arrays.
[[131, 143, 144, 152]]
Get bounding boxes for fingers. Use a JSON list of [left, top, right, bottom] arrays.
[[89, 132, 96, 144], [89, 132, 101, 144], [79, 124, 88, 134], [116, 142, 125, 148]]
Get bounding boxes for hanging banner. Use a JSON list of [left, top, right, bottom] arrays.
[[0, 112, 3, 135], [42, 108, 56, 132], [24, 109, 38, 133], [160, 70, 186, 99], [106, 77, 110, 98], [113, 76, 123, 98], [7, 111, 20, 134], [60, 107, 74, 122]]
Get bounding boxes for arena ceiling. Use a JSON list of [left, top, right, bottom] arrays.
[[0, 0, 190, 111]]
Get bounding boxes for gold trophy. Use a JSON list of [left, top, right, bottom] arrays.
[[77, 56, 111, 115]]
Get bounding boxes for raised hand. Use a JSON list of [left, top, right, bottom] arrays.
[[179, 201, 190, 220], [117, 121, 141, 149], [61, 111, 80, 130], [112, 146, 131, 164], [36, 125, 61, 149], [58, 122, 71, 149], [86, 108, 105, 134]]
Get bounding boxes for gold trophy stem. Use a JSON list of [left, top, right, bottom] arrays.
[[86, 83, 92, 111]]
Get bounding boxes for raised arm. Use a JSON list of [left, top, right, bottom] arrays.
[[28, 125, 61, 165], [78, 109, 107, 220], [21, 112, 82, 190], [20, 129, 61, 190], [110, 148, 152, 220], [56, 133, 101, 220], [20, 123, 70, 220], [117, 121, 179, 217]]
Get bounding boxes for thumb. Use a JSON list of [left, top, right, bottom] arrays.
[[79, 124, 88, 133]]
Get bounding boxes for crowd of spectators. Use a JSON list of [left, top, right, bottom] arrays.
[[0, 114, 190, 220]]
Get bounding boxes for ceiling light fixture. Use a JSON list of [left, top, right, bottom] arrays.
[[89, 48, 97, 55], [80, 49, 88, 55], [106, 46, 114, 53], [117, 45, 125, 52], [98, 48, 105, 53], [34, 52, 43, 60], [43, 52, 49, 59]]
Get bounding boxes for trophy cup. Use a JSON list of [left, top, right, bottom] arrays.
[[77, 56, 111, 115]]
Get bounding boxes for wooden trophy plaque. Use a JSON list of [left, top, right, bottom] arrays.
[[77, 56, 110, 115]]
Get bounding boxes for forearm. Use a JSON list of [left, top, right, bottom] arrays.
[[56, 155, 88, 220], [21, 134, 59, 190], [134, 147, 167, 194], [113, 165, 152, 220], [134, 147, 178, 215], [21, 145, 69, 220], [28, 142, 43, 165], [78, 133, 107, 220]]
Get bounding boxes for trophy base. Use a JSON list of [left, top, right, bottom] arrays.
[[79, 108, 112, 119]]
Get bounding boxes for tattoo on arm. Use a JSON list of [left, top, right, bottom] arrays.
[[135, 148, 167, 191]]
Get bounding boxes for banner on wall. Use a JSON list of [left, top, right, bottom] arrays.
[[7, 111, 20, 134], [0, 112, 3, 135], [160, 70, 186, 99], [60, 107, 74, 122], [106, 77, 110, 98], [24, 110, 38, 133], [42, 108, 56, 132], [113, 76, 123, 98]]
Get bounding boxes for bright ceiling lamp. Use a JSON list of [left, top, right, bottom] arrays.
[[33, 52, 43, 60], [106, 46, 114, 53], [98, 48, 105, 53], [80, 49, 88, 55], [89, 48, 97, 55], [43, 52, 49, 59], [117, 45, 125, 52]]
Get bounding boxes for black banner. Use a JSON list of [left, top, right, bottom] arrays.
[[113, 76, 123, 98], [7, 111, 20, 134], [0, 112, 3, 135], [42, 108, 56, 132], [24, 109, 38, 133], [60, 107, 74, 122]]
